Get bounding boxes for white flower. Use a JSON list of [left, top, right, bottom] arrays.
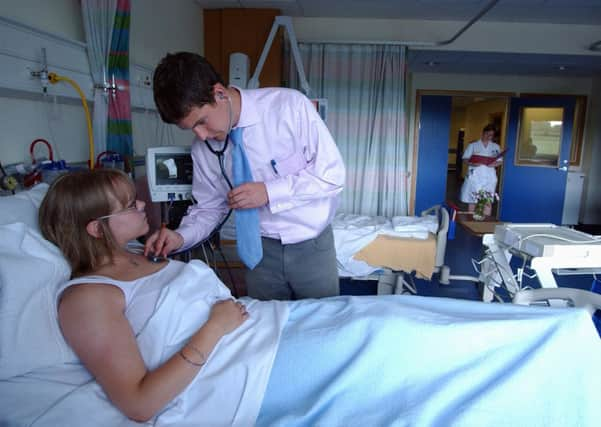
[[471, 189, 498, 205]]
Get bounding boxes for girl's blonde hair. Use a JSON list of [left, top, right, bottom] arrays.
[[39, 169, 135, 277]]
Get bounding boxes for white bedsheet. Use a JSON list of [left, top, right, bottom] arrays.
[[258, 295, 601, 426], [2, 286, 601, 426], [332, 213, 438, 276], [0, 261, 289, 427]]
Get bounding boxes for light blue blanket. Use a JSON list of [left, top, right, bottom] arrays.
[[257, 295, 601, 427]]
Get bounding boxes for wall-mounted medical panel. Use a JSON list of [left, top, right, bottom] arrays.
[[0, 16, 155, 110]]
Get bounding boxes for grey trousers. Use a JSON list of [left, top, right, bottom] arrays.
[[245, 225, 339, 301]]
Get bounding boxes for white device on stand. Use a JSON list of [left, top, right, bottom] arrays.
[[229, 52, 250, 88], [480, 223, 601, 303]]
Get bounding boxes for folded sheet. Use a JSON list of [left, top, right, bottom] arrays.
[[354, 234, 437, 279], [333, 213, 438, 277], [391, 214, 438, 234]]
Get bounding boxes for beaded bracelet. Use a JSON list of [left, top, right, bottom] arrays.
[[179, 344, 207, 367]]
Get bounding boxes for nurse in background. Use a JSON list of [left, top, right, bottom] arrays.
[[459, 123, 502, 206]]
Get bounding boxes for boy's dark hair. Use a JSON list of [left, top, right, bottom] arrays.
[[152, 52, 225, 124]]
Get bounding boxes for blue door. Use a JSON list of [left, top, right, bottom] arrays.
[[414, 95, 452, 214], [500, 97, 575, 223]]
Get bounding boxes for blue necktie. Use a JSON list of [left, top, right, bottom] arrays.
[[230, 127, 263, 269]]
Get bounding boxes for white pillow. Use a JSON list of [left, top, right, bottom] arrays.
[[0, 183, 49, 228], [0, 185, 75, 379]]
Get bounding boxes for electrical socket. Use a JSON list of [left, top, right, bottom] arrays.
[[133, 73, 152, 87]]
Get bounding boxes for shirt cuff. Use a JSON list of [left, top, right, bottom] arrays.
[[176, 224, 202, 252], [265, 179, 294, 214]]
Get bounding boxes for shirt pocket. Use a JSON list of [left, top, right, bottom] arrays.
[[259, 151, 307, 180]]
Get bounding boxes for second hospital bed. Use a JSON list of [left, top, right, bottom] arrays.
[[332, 205, 472, 294]]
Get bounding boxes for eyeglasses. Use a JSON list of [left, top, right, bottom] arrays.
[[96, 205, 141, 221]]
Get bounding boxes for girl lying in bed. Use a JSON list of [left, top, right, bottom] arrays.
[[39, 169, 254, 423], [32, 169, 600, 427]]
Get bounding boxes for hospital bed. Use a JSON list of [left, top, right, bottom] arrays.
[[333, 205, 477, 294], [1, 184, 601, 427]]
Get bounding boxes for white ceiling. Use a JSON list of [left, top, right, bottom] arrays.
[[196, 0, 601, 77]]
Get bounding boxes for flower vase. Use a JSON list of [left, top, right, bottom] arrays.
[[483, 202, 492, 216], [473, 203, 486, 221]]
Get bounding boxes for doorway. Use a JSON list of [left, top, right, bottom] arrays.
[[445, 95, 508, 218], [413, 91, 509, 216], [414, 92, 584, 223]]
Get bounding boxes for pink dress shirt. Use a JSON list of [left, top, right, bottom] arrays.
[[177, 87, 346, 249]]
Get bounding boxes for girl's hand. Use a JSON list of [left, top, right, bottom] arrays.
[[206, 299, 248, 336]]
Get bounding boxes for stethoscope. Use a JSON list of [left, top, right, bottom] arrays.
[[203, 92, 235, 230], [204, 134, 233, 191], [203, 92, 234, 190]]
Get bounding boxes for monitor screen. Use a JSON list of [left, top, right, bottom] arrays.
[[154, 153, 193, 186], [146, 146, 193, 202]]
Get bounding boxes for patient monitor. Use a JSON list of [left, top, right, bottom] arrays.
[[146, 146, 193, 202]]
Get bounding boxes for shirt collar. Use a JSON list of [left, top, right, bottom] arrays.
[[232, 86, 260, 128]]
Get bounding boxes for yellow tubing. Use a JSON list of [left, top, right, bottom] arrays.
[[48, 72, 95, 169]]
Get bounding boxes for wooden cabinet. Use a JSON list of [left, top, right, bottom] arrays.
[[203, 8, 283, 87]]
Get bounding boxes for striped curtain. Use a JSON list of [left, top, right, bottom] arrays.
[[107, 0, 133, 166], [285, 43, 409, 217]]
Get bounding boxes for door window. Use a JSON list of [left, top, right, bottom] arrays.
[[516, 107, 563, 166]]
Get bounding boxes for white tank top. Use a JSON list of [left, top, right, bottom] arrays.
[[57, 261, 185, 335], [54, 259, 289, 425]]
